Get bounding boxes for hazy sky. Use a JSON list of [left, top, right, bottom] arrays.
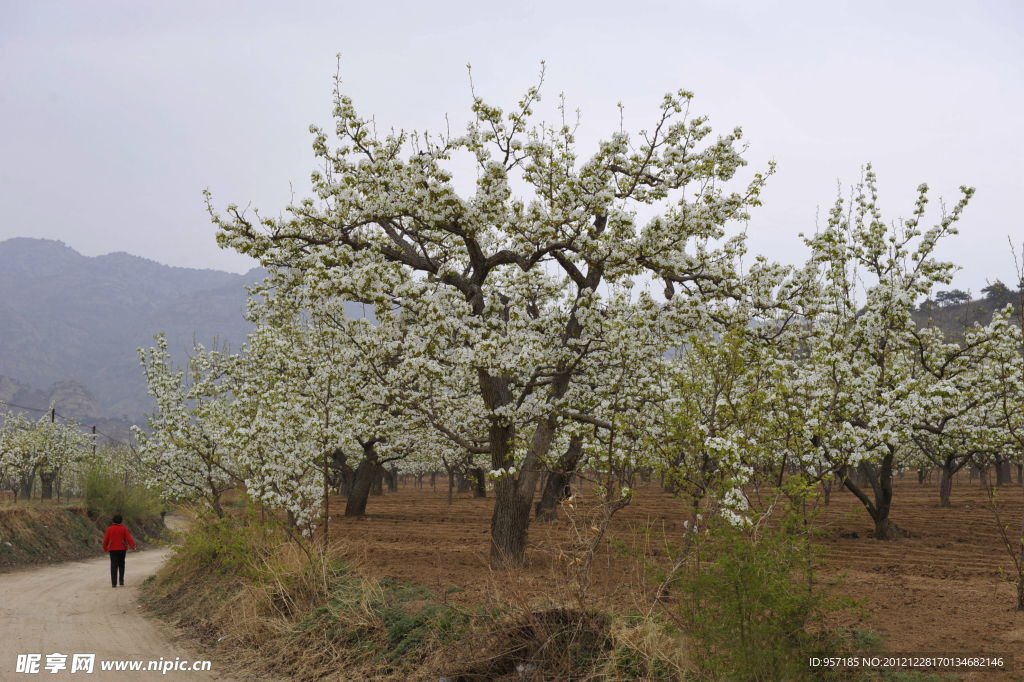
[[2, 1, 1021, 295]]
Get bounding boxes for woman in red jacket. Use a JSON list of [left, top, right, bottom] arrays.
[[102, 514, 136, 588]]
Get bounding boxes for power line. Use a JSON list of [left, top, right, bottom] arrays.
[[0, 399, 50, 415], [0, 399, 135, 448]]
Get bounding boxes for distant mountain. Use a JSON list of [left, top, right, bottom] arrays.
[[0, 238, 264, 419], [0, 374, 101, 421], [0, 374, 138, 445]]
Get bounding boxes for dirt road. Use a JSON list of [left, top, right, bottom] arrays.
[[0, 549, 234, 681]]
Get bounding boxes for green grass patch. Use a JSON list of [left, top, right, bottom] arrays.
[[294, 572, 473, 672]]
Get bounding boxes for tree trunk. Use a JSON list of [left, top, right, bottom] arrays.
[[18, 473, 34, 501], [874, 518, 906, 541], [1018, 464, 1023, 485], [485, 386, 532, 566], [322, 452, 330, 543], [918, 468, 925, 485], [39, 470, 56, 501], [490, 475, 533, 566], [842, 452, 907, 541], [430, 471, 436, 490], [535, 437, 582, 521], [456, 470, 471, 494], [535, 471, 571, 521], [840, 463, 863, 489], [996, 457, 1012, 486], [210, 490, 225, 519], [371, 465, 384, 496], [471, 467, 487, 498], [340, 467, 355, 498], [388, 465, 399, 492], [446, 465, 454, 505], [939, 466, 954, 508], [481, 368, 556, 568], [335, 450, 355, 498], [345, 442, 379, 517]]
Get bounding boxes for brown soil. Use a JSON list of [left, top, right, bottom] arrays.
[[328, 476, 1024, 680]]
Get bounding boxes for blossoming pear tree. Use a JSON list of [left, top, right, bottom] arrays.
[[35, 411, 91, 500], [0, 408, 92, 501], [1, 411, 46, 500], [906, 322, 1007, 507], [983, 309, 1024, 610], [796, 166, 974, 540], [134, 335, 242, 517], [209, 66, 774, 566]]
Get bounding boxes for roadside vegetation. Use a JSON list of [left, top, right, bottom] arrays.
[[82, 461, 165, 539], [142, 480, 930, 681]]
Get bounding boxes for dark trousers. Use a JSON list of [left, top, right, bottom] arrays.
[[109, 550, 126, 586]]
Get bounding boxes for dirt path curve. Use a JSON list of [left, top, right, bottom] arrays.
[[0, 549, 236, 681]]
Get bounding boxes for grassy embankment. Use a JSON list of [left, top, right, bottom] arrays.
[[0, 465, 165, 570], [0, 503, 102, 568]]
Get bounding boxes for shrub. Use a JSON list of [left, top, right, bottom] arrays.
[[82, 464, 164, 537], [670, 479, 856, 681]]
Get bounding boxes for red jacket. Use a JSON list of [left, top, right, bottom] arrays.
[[103, 524, 135, 551]]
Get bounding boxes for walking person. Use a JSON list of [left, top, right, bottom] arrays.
[[102, 514, 136, 588]]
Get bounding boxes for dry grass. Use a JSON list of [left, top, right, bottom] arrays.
[[143, 507, 698, 682], [426, 531, 693, 682], [599, 618, 692, 680], [0, 503, 104, 568], [145, 513, 447, 680]]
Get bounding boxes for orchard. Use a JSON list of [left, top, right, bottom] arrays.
[[131, 67, 1024, 677]]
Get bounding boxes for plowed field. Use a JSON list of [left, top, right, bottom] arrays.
[[327, 475, 1024, 680]]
